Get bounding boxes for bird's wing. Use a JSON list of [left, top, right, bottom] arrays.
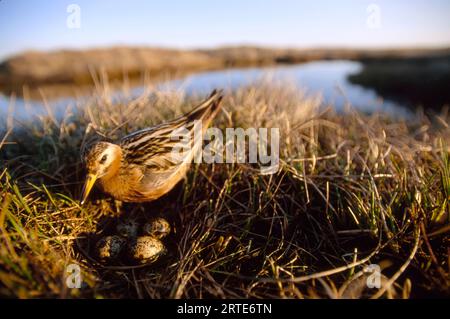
[[120, 90, 223, 172]]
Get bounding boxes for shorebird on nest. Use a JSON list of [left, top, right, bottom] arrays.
[[80, 90, 223, 204]]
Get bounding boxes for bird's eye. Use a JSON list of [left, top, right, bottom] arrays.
[[100, 154, 108, 164]]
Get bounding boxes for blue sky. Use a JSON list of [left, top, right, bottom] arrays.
[[0, 0, 449, 60]]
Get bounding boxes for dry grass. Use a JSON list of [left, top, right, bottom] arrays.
[[0, 80, 449, 298]]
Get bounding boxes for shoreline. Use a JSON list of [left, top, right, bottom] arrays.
[[1, 46, 450, 97]]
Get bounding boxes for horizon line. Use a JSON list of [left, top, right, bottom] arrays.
[[3, 42, 450, 60]]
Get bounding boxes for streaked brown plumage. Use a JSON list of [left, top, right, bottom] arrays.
[[80, 90, 223, 204]]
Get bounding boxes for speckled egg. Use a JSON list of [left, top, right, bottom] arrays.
[[143, 217, 171, 239], [128, 236, 166, 263], [116, 219, 139, 238], [96, 235, 126, 261]]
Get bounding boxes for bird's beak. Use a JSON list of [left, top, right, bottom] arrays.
[[80, 173, 98, 205]]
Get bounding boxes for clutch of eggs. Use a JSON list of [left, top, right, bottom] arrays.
[[95, 217, 170, 263]]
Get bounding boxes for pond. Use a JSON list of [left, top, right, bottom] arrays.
[[0, 60, 411, 126]]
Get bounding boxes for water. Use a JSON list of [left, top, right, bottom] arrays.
[[0, 60, 411, 125]]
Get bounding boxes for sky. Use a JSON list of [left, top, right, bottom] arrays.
[[0, 0, 449, 60]]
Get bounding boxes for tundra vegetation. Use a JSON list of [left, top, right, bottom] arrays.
[[0, 78, 449, 298]]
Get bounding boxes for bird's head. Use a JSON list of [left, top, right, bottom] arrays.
[[80, 141, 122, 204]]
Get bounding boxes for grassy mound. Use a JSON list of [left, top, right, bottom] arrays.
[[0, 83, 449, 298]]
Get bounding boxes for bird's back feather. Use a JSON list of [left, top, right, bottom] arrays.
[[120, 89, 223, 171]]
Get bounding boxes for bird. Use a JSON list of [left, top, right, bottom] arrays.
[[80, 89, 223, 204]]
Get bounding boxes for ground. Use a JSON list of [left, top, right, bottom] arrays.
[[0, 83, 449, 298]]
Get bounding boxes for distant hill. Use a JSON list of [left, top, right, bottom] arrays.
[[349, 55, 450, 110], [2, 46, 450, 95]]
